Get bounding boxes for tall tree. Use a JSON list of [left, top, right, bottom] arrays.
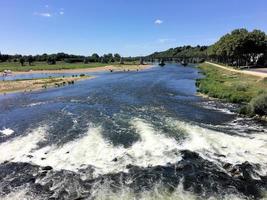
[[28, 56, 34, 66], [91, 53, 100, 62], [19, 57, 25, 66], [114, 53, 121, 62]]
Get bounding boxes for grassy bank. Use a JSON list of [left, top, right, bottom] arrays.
[[0, 75, 93, 94], [0, 61, 109, 72], [196, 63, 267, 117], [0, 61, 149, 72]]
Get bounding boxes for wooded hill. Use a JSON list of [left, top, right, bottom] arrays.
[[148, 28, 267, 67]]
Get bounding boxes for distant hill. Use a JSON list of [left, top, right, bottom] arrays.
[[147, 45, 208, 60]]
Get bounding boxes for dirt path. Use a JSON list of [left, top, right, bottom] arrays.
[[205, 62, 267, 78]]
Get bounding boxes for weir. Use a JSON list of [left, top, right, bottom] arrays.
[[0, 64, 266, 199]]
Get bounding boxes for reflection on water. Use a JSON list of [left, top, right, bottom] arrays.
[[0, 64, 266, 199]]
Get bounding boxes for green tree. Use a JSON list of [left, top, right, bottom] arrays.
[[114, 53, 121, 62], [47, 56, 56, 65], [28, 56, 34, 66], [19, 57, 25, 66], [91, 53, 100, 62]]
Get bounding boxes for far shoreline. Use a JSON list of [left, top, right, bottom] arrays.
[[11, 64, 153, 75], [0, 64, 153, 95]]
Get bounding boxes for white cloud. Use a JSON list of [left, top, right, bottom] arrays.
[[45, 5, 49, 8], [59, 11, 64, 15], [155, 19, 163, 25], [34, 12, 52, 17], [157, 38, 176, 44]]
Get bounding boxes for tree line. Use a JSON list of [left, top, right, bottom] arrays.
[[207, 29, 266, 67], [0, 52, 140, 66], [147, 45, 208, 63], [2, 28, 266, 67], [148, 28, 267, 67]]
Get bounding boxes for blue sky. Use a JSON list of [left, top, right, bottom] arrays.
[[0, 0, 267, 56]]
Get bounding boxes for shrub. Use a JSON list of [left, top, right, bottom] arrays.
[[47, 57, 56, 65], [249, 93, 267, 116], [235, 83, 248, 92], [261, 77, 267, 84]]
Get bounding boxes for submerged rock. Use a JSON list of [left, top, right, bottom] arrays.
[[42, 166, 53, 171]]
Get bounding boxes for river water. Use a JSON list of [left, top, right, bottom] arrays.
[[0, 64, 266, 199]]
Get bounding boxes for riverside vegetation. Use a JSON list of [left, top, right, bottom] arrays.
[[148, 28, 267, 68], [0, 52, 144, 72], [149, 28, 267, 118], [1, 28, 267, 117], [196, 63, 267, 118]]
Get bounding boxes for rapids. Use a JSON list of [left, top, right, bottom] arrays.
[[0, 64, 266, 199]]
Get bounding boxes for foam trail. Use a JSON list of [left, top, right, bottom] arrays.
[[167, 119, 267, 174], [2, 117, 266, 179], [0, 128, 14, 136], [92, 182, 245, 200], [1, 188, 39, 200], [19, 119, 180, 176], [0, 126, 47, 163]]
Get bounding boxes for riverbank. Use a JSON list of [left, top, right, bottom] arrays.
[[8, 64, 151, 75], [0, 64, 152, 94], [0, 75, 93, 94], [0, 62, 108, 72], [196, 63, 267, 118], [0, 61, 152, 74]]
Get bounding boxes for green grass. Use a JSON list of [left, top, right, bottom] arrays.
[[0, 61, 109, 72], [197, 63, 267, 117]]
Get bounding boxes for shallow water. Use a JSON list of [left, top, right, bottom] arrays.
[[0, 64, 266, 199], [1, 70, 107, 81]]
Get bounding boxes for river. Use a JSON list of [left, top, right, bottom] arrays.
[[0, 64, 266, 199]]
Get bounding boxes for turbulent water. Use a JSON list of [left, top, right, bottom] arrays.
[[0, 64, 266, 200]]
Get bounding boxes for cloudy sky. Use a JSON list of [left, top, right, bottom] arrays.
[[0, 0, 267, 56]]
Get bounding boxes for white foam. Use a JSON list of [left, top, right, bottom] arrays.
[[0, 126, 47, 163], [200, 101, 235, 114], [0, 183, 246, 200], [91, 181, 245, 200], [1, 117, 266, 178], [0, 128, 14, 136], [28, 102, 47, 107], [17, 119, 180, 176], [0, 188, 38, 200], [168, 119, 267, 174]]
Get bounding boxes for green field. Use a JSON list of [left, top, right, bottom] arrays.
[[0, 61, 109, 72], [197, 63, 267, 117], [0, 61, 144, 72]]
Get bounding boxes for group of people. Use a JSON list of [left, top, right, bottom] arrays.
[[1, 70, 12, 80], [2, 70, 12, 77]]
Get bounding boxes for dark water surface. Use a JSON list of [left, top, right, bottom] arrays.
[[0, 64, 266, 199]]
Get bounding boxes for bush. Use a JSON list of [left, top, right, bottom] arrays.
[[261, 78, 267, 84], [47, 58, 56, 65], [235, 83, 248, 92], [249, 93, 267, 116]]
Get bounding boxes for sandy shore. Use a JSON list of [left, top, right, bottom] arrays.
[[12, 64, 152, 75], [0, 64, 153, 94], [0, 76, 93, 94]]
